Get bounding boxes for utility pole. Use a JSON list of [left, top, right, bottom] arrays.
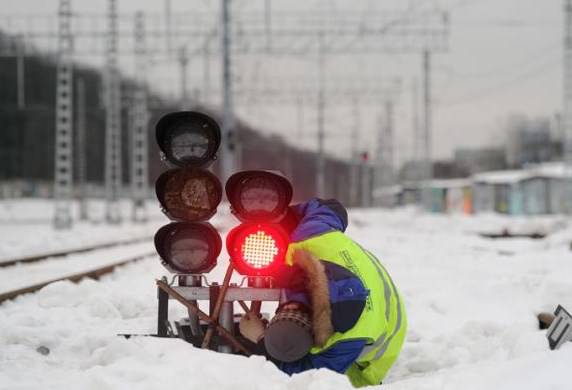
[[422, 49, 432, 181], [412, 77, 421, 180], [76, 78, 88, 221], [203, 35, 212, 104], [384, 99, 394, 179], [221, 0, 235, 182], [296, 96, 304, 140], [565, 0, 572, 213], [104, 0, 122, 224], [165, 0, 172, 55], [350, 97, 360, 207], [131, 11, 149, 222], [316, 32, 326, 198], [179, 45, 190, 108], [265, 0, 272, 52], [360, 154, 371, 208], [16, 41, 25, 110], [53, 0, 73, 230]]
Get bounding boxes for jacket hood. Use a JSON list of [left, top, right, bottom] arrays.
[[290, 198, 348, 242]]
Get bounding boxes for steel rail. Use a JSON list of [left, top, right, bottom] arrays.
[[0, 251, 156, 304], [0, 236, 154, 268]]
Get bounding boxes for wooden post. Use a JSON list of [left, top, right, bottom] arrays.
[[202, 263, 234, 348]]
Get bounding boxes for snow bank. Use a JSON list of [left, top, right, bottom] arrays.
[[1, 202, 571, 389]]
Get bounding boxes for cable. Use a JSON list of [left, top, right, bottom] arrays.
[[437, 54, 560, 107], [441, 43, 560, 79]]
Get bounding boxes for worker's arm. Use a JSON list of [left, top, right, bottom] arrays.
[[272, 338, 367, 375]]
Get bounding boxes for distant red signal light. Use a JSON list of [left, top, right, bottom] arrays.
[[227, 224, 289, 277]]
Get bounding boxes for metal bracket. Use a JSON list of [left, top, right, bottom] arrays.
[[547, 305, 572, 350]]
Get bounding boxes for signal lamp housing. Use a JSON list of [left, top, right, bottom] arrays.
[[156, 168, 222, 222], [156, 111, 221, 168], [225, 170, 293, 223], [155, 222, 221, 274], [226, 223, 289, 277]]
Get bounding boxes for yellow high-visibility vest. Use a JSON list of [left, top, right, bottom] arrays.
[[286, 231, 407, 387]]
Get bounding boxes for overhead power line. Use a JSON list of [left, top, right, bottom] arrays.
[[438, 55, 560, 107]]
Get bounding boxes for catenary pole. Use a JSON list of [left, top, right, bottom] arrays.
[[53, 0, 73, 229], [422, 49, 432, 182], [221, 0, 235, 182], [131, 11, 149, 222], [564, 0, 572, 213], [76, 78, 88, 221], [316, 32, 326, 198], [104, 0, 122, 224]]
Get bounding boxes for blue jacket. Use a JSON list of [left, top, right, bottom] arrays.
[[275, 198, 369, 375]]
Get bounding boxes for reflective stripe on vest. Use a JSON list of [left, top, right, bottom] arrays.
[[358, 249, 404, 361]]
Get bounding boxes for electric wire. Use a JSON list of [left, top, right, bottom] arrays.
[[437, 54, 560, 107]]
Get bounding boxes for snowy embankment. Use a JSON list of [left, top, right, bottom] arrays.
[[0, 200, 571, 389]]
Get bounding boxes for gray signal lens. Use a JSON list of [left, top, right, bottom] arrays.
[[156, 111, 221, 168], [169, 125, 210, 162], [155, 222, 221, 274], [240, 177, 280, 213], [169, 233, 210, 272]]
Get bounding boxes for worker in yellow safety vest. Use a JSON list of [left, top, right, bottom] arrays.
[[239, 198, 407, 387]]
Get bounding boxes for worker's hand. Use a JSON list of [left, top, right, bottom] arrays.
[[239, 312, 266, 343]]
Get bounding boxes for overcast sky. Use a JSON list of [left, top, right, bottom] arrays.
[[1, 0, 565, 165]]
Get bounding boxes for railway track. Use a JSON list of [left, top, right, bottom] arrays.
[[0, 250, 157, 304], [0, 237, 157, 303], [0, 235, 154, 268]]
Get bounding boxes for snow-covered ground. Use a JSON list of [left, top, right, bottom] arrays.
[[0, 199, 571, 389]]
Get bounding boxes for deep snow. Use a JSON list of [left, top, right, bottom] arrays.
[[0, 200, 571, 390]]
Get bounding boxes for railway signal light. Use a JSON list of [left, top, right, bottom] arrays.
[[154, 111, 223, 275], [226, 223, 289, 277], [156, 111, 221, 168], [155, 168, 222, 222], [225, 170, 293, 223], [150, 111, 289, 353], [155, 222, 221, 274], [225, 171, 293, 278]]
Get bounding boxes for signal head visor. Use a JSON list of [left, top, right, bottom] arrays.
[[226, 170, 293, 223]]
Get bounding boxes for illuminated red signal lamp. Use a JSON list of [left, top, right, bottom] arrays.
[[155, 222, 221, 274], [156, 111, 221, 168], [156, 168, 222, 222], [226, 223, 290, 277], [225, 170, 293, 223]]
